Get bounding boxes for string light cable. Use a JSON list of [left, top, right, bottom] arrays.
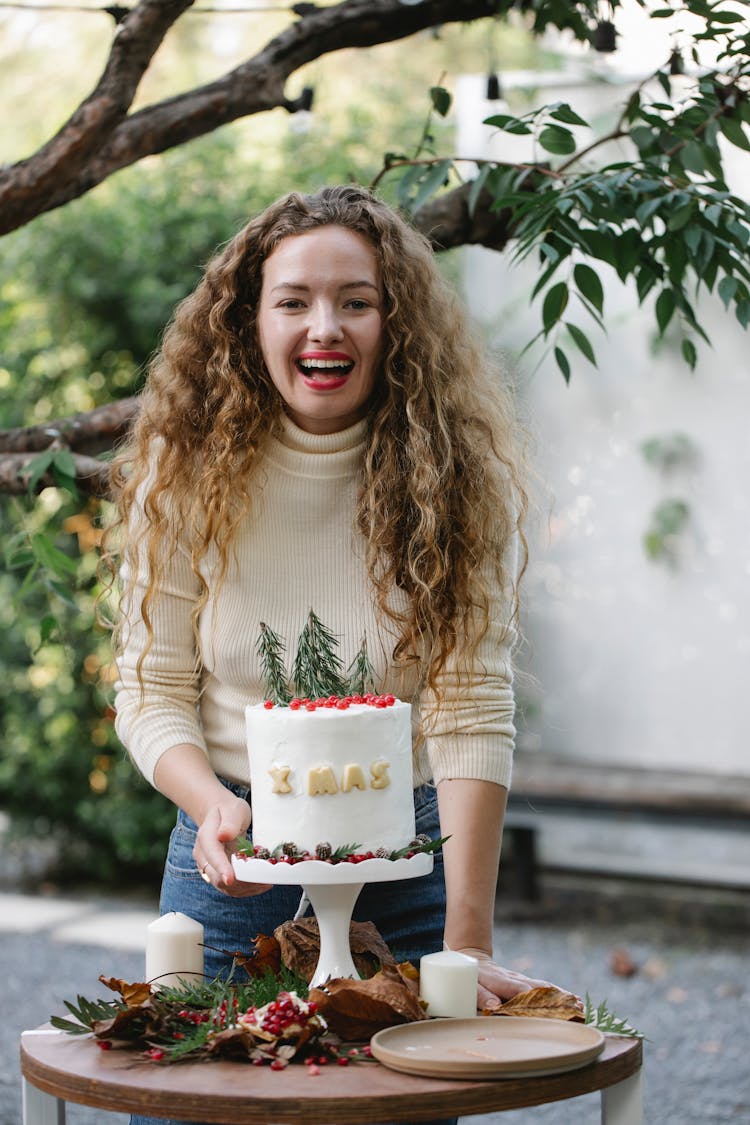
[[0, 1, 321, 20]]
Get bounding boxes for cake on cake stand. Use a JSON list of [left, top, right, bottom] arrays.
[[232, 853, 433, 986]]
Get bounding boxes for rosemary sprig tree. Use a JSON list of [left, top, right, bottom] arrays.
[[257, 622, 292, 704], [347, 634, 378, 695], [292, 610, 349, 700]]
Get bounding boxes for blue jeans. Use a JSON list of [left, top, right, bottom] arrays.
[[131, 781, 456, 1125]]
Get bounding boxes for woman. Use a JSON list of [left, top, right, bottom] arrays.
[[112, 184, 548, 1125]]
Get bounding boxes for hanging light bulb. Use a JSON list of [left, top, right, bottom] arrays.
[[486, 73, 503, 101], [297, 86, 315, 113], [592, 19, 617, 52]]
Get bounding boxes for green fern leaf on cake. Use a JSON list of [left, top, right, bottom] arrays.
[[257, 622, 292, 705], [292, 609, 349, 700], [346, 634, 377, 695]]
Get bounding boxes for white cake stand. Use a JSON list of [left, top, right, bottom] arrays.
[[231, 853, 433, 987]]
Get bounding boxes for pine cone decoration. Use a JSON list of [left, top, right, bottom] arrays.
[[315, 842, 333, 860], [375, 847, 392, 859], [282, 841, 299, 857], [409, 834, 432, 849], [254, 846, 271, 860]]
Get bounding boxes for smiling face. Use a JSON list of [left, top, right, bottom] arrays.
[[257, 225, 384, 434]]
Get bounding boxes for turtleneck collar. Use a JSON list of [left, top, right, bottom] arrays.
[[264, 412, 368, 478]]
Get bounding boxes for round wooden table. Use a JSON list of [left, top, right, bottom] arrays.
[[21, 1026, 643, 1124]]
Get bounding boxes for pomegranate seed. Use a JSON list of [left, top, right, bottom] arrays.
[[316, 1056, 329, 1065], [305, 702, 317, 711], [308, 1064, 320, 1076], [97, 1040, 113, 1051], [252, 1057, 266, 1067], [290, 699, 301, 710], [270, 1059, 286, 1071], [337, 1056, 350, 1066], [263, 699, 274, 709]]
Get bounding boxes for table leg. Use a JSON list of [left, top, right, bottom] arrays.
[[22, 1078, 66, 1124], [600, 1067, 643, 1125]]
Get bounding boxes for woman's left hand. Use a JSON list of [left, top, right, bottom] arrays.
[[453, 947, 581, 1012]]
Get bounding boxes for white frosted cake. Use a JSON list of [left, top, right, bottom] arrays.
[[246, 695, 417, 856]]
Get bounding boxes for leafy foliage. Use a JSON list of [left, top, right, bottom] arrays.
[[584, 993, 646, 1040], [378, 2, 750, 378]]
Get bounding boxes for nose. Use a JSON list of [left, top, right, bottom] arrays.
[[307, 300, 343, 344]]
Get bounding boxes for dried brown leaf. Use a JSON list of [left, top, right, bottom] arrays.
[[99, 976, 152, 1008], [309, 962, 427, 1040], [275, 918, 394, 982], [485, 985, 584, 1022]]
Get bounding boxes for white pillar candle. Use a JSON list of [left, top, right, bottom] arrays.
[[419, 950, 479, 1018], [146, 912, 204, 989]]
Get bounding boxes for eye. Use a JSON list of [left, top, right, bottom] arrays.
[[278, 298, 306, 310], [345, 298, 371, 310]]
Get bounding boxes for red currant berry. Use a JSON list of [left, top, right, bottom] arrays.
[[337, 1056, 350, 1066], [290, 699, 301, 710], [263, 699, 274, 709], [270, 1059, 286, 1071]]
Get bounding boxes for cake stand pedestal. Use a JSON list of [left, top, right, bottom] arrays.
[[231, 853, 433, 986]]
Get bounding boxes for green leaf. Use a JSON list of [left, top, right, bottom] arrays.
[[655, 289, 676, 334], [467, 165, 492, 216], [542, 281, 569, 333], [573, 263, 604, 313], [23, 450, 55, 493], [429, 86, 452, 118], [681, 338, 697, 369], [719, 117, 750, 152], [549, 103, 589, 128], [566, 322, 597, 367], [737, 299, 750, 329], [538, 125, 576, 155], [667, 203, 694, 232], [554, 346, 571, 383], [483, 114, 533, 135], [411, 160, 453, 213], [679, 141, 707, 176], [30, 533, 78, 579]]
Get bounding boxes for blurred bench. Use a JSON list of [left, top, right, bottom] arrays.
[[502, 751, 750, 901]]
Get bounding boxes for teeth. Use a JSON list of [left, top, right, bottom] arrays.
[[298, 358, 351, 370]]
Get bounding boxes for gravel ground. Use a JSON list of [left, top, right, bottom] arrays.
[[2, 878, 749, 1125]]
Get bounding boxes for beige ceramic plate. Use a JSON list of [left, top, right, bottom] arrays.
[[370, 1017, 605, 1080]]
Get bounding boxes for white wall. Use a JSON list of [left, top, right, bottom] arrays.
[[455, 73, 750, 778]]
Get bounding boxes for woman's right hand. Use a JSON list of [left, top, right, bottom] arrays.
[[153, 744, 272, 898], [193, 795, 272, 898]]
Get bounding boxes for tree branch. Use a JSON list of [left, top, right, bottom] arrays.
[[0, 452, 112, 498], [0, 0, 504, 235], [0, 0, 194, 234], [0, 398, 139, 457]]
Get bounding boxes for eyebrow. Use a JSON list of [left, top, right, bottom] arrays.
[[270, 280, 380, 293]]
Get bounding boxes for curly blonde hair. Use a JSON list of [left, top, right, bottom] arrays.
[[110, 184, 527, 695]]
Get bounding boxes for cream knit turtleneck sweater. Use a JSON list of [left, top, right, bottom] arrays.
[[114, 416, 515, 791]]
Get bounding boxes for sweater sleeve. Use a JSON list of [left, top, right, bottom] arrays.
[[113, 510, 208, 787], [421, 538, 518, 790]]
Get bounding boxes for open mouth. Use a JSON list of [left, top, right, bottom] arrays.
[[295, 354, 355, 382]]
